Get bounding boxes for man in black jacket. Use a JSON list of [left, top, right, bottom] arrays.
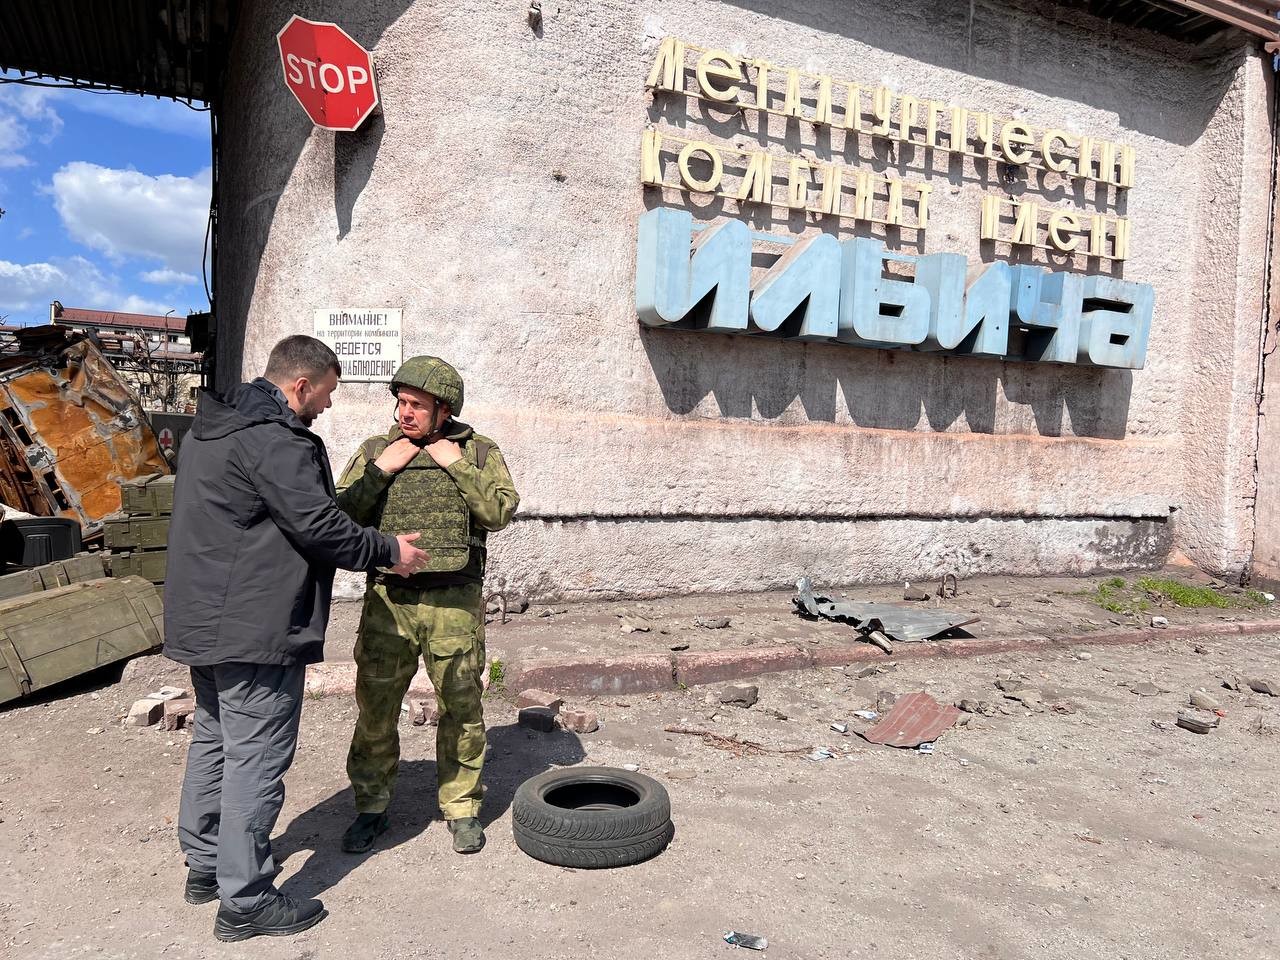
[[164, 335, 428, 943]]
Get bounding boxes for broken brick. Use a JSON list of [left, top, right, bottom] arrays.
[[515, 689, 563, 713], [162, 698, 195, 731], [127, 698, 164, 728], [518, 707, 557, 732], [557, 708, 599, 734]]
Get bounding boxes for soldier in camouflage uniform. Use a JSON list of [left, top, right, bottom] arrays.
[[335, 357, 519, 854]]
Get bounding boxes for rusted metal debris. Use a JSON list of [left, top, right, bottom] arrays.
[[793, 576, 979, 644], [0, 326, 169, 539], [860, 691, 961, 748]]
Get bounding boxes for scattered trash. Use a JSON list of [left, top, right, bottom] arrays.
[[1150, 616, 1169, 629], [806, 747, 834, 762], [1264, 592, 1276, 603], [990, 597, 1011, 608], [694, 616, 730, 629], [663, 725, 813, 758], [866, 629, 893, 654], [1176, 709, 1219, 735], [830, 722, 848, 734], [917, 742, 935, 754], [719, 684, 759, 708], [956, 758, 970, 767], [620, 763, 641, 772], [724, 931, 768, 951], [903, 582, 931, 601], [852, 710, 879, 721], [1247, 678, 1279, 697], [1131, 682, 1162, 697], [861, 692, 960, 749], [793, 577, 979, 644], [1189, 689, 1220, 711]]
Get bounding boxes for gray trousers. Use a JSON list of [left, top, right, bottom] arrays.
[[177, 662, 306, 912]]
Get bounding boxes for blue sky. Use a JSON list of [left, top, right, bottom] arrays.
[[0, 75, 212, 325]]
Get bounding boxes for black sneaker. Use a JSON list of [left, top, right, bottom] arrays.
[[447, 817, 485, 854], [341, 811, 390, 853], [212, 894, 327, 942], [184, 868, 217, 905]]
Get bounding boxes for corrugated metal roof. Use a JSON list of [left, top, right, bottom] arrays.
[[55, 307, 189, 334], [0, 0, 238, 103]]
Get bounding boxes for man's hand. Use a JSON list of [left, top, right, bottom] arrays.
[[374, 437, 420, 475], [424, 437, 463, 469], [390, 532, 429, 576]]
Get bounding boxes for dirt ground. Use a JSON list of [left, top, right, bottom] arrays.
[[2, 608, 1278, 959]]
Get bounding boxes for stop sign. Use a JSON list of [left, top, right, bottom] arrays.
[[276, 15, 379, 132]]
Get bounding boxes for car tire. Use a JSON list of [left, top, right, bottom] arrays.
[[512, 766, 675, 869]]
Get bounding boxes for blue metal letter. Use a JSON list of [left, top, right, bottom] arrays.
[[635, 208, 751, 331], [748, 233, 842, 339], [837, 238, 930, 347]]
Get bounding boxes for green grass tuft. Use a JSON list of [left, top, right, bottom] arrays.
[[1136, 577, 1229, 608]]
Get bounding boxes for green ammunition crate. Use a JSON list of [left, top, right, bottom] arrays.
[[103, 513, 170, 551], [0, 554, 108, 603], [107, 550, 167, 584], [120, 474, 175, 517], [0, 576, 163, 705]]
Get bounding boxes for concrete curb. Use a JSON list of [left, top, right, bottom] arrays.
[[500, 618, 1280, 696], [302, 618, 1280, 698]]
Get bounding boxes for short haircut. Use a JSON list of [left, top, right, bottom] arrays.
[[263, 335, 341, 383]]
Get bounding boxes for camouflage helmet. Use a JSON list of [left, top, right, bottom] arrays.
[[389, 356, 464, 415]]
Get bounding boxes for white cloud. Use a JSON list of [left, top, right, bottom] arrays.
[[140, 267, 199, 286], [49, 90, 209, 139], [0, 254, 193, 322], [0, 83, 63, 167], [50, 162, 211, 274]]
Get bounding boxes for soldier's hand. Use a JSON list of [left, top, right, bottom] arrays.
[[374, 437, 419, 475], [390, 533, 429, 576], [424, 437, 463, 468]]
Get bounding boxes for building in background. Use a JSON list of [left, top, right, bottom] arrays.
[[5, 1, 1280, 599], [50, 303, 202, 413]]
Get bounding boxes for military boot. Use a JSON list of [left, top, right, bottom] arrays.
[[342, 812, 390, 853], [448, 817, 485, 854]]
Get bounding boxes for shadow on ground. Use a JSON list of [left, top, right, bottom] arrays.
[[275, 721, 585, 898]]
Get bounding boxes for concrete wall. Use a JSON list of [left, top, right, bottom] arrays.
[[215, 0, 1272, 599]]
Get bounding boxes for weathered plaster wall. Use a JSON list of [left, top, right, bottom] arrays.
[[216, 0, 1271, 598]]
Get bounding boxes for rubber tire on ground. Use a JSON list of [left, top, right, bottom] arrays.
[[512, 766, 675, 869]]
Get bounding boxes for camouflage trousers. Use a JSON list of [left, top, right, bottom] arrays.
[[347, 582, 486, 820]]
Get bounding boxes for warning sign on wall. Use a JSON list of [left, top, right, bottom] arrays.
[[313, 308, 403, 382]]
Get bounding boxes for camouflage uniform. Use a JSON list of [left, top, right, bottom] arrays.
[[336, 358, 518, 821]]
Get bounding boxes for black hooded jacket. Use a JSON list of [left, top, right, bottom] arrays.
[[163, 378, 398, 666]]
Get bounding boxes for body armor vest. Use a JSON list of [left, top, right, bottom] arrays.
[[361, 434, 489, 577]]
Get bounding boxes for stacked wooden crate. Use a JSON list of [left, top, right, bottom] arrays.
[[105, 474, 173, 591]]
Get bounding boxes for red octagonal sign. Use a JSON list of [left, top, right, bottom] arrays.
[[277, 15, 379, 132]]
